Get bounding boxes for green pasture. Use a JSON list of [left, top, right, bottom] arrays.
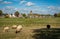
[[0, 17, 60, 39], [0, 17, 60, 27]]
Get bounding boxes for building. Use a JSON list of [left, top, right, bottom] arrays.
[[28, 11, 41, 18], [28, 11, 52, 18]]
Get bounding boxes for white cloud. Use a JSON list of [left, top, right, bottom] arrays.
[[2, 6, 15, 13], [2, 1, 12, 4], [3, 6, 11, 10], [6, 6, 14, 9], [20, 0, 35, 6], [5, 6, 21, 11], [26, 2, 35, 6], [20, 0, 26, 4], [23, 8, 28, 10], [14, 8, 20, 11], [57, 7, 60, 10], [48, 6, 57, 12], [48, 6, 60, 11], [14, 8, 18, 10], [48, 6, 56, 10], [47, 6, 60, 14]]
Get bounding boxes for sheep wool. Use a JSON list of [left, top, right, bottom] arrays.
[[3, 27, 9, 32], [16, 25, 22, 33], [12, 25, 17, 29]]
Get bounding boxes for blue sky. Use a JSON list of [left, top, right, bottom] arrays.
[[0, 0, 60, 15]]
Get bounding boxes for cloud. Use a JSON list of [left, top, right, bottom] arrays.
[[19, 0, 35, 6], [4, 6, 20, 11], [2, 6, 15, 13], [47, 6, 60, 14], [23, 8, 28, 10], [14, 8, 18, 10], [48, 6, 56, 10], [2, 6, 22, 14], [48, 6, 56, 12], [2, 1, 12, 4], [21, 7, 49, 14], [5, 6, 20, 11], [20, 0, 26, 4], [14, 8, 21, 11], [48, 6, 60, 11], [57, 7, 60, 10], [26, 2, 35, 6], [6, 6, 14, 9]]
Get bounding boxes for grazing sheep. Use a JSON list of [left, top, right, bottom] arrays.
[[3, 26, 9, 32], [15, 25, 23, 33], [12, 25, 17, 29], [47, 24, 51, 29]]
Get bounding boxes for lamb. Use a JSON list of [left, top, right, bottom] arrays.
[[12, 25, 17, 29], [15, 25, 23, 33], [3, 26, 9, 32]]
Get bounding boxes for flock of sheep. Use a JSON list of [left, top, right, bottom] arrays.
[[3, 24, 51, 34], [3, 25, 23, 34]]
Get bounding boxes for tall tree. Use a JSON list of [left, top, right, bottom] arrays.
[[14, 11, 19, 17], [0, 10, 3, 16]]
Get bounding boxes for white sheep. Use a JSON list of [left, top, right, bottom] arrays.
[[12, 25, 17, 29], [15, 25, 23, 33], [3, 26, 9, 32]]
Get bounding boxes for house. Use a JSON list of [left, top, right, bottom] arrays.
[[18, 14, 23, 18], [9, 14, 23, 18], [9, 14, 12, 18], [28, 11, 41, 18], [8, 14, 16, 18], [28, 11, 52, 18]]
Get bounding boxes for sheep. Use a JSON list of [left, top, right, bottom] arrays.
[[15, 25, 23, 33], [12, 25, 17, 29], [47, 24, 51, 29], [3, 26, 10, 32]]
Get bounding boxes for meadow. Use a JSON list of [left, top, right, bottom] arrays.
[[0, 17, 60, 26], [0, 17, 60, 39]]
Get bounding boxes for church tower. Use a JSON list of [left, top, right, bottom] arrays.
[[30, 10, 32, 14]]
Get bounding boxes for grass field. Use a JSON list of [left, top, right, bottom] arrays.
[[0, 17, 60, 39], [0, 17, 60, 26]]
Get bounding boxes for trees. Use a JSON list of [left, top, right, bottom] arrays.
[[54, 13, 57, 17], [4, 13, 9, 18], [22, 14, 26, 17], [0, 10, 3, 16], [54, 13, 60, 17], [14, 11, 19, 17], [46, 14, 51, 16], [57, 13, 60, 17], [22, 13, 26, 18]]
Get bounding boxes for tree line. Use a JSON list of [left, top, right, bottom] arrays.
[[0, 10, 26, 18], [54, 13, 60, 17], [0, 10, 60, 18]]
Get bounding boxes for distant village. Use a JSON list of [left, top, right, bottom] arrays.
[[0, 10, 55, 18]]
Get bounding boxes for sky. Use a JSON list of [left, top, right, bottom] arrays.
[[0, 0, 60, 15]]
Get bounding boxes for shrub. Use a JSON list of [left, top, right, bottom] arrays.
[[5, 14, 9, 18]]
